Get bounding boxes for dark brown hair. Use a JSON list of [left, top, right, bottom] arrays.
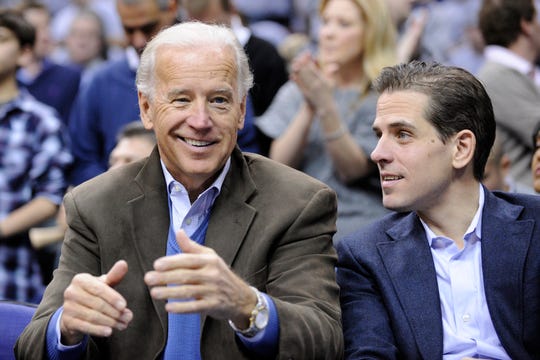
[[373, 61, 496, 181]]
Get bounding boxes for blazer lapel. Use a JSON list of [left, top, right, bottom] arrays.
[[481, 189, 533, 350], [377, 214, 443, 359], [205, 148, 257, 266], [202, 148, 257, 328], [127, 148, 169, 338]]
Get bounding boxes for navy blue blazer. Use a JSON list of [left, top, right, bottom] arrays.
[[337, 187, 540, 359]]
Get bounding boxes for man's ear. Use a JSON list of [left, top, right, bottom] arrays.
[[521, 17, 534, 37], [452, 129, 475, 170], [138, 90, 154, 130]]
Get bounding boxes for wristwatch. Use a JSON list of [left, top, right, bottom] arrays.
[[228, 286, 269, 337]]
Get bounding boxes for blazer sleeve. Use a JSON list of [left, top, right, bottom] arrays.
[[15, 191, 104, 359], [336, 238, 399, 360], [268, 186, 344, 360]]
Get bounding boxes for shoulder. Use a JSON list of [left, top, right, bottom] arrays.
[[238, 153, 337, 213], [245, 35, 279, 53], [477, 61, 521, 85], [17, 93, 63, 129], [40, 59, 80, 78], [89, 58, 132, 82], [245, 35, 286, 70], [337, 212, 411, 254], [69, 159, 146, 204], [243, 152, 332, 194], [80, 59, 134, 96], [490, 190, 540, 215]]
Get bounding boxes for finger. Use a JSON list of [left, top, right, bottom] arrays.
[[164, 298, 218, 314], [145, 266, 202, 285], [176, 229, 213, 255], [150, 284, 212, 301], [62, 315, 115, 338], [65, 279, 126, 321], [73, 273, 127, 312], [61, 301, 133, 344], [63, 302, 131, 331], [291, 50, 312, 72], [104, 260, 128, 287]]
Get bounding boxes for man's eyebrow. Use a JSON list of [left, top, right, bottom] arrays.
[[211, 88, 234, 97], [372, 119, 417, 132], [166, 88, 189, 98]]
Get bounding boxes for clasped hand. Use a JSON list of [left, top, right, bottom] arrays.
[[290, 51, 335, 111], [60, 230, 255, 345]]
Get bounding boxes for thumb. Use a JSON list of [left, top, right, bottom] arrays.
[[104, 260, 128, 287], [176, 229, 211, 254]]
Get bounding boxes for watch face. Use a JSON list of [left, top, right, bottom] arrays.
[[255, 309, 269, 329]]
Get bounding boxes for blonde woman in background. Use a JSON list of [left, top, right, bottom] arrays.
[[256, 0, 397, 241]]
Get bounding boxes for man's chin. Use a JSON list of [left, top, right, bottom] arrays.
[[382, 199, 409, 213]]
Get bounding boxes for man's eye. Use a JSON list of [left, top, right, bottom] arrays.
[[397, 131, 412, 140], [211, 97, 229, 105]]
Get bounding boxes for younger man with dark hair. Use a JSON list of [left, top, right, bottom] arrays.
[[0, 10, 72, 303], [338, 61, 540, 359]]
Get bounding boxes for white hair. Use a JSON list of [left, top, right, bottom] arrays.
[[136, 21, 253, 100]]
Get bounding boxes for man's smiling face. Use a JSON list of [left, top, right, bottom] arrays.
[[139, 44, 246, 191]]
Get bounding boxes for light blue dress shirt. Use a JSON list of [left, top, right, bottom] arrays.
[[420, 185, 510, 360]]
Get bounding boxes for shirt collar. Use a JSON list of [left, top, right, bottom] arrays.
[[421, 183, 484, 247], [0, 88, 33, 119], [484, 45, 535, 76], [160, 157, 231, 199]]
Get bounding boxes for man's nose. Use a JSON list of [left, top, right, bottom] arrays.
[[370, 137, 391, 163], [187, 102, 212, 128]]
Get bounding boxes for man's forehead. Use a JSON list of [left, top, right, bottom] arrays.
[[377, 90, 428, 112], [157, 44, 236, 67]]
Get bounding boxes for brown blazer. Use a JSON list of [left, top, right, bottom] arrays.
[[16, 147, 343, 359]]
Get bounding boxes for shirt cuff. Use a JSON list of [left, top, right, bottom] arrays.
[[46, 307, 87, 360], [235, 293, 279, 358]]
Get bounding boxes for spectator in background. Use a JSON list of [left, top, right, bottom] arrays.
[[0, 10, 72, 303], [49, 0, 125, 52], [109, 121, 156, 169], [445, 0, 486, 75], [29, 121, 157, 266], [68, 0, 179, 186], [183, 0, 288, 155], [384, 0, 427, 63], [16, 21, 342, 359], [16, 2, 81, 126], [413, 0, 476, 63], [51, 9, 109, 87], [256, 0, 397, 241], [477, 0, 540, 189], [232, 0, 293, 46], [483, 130, 535, 193], [482, 131, 513, 192], [277, 32, 312, 73], [532, 122, 540, 193]]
